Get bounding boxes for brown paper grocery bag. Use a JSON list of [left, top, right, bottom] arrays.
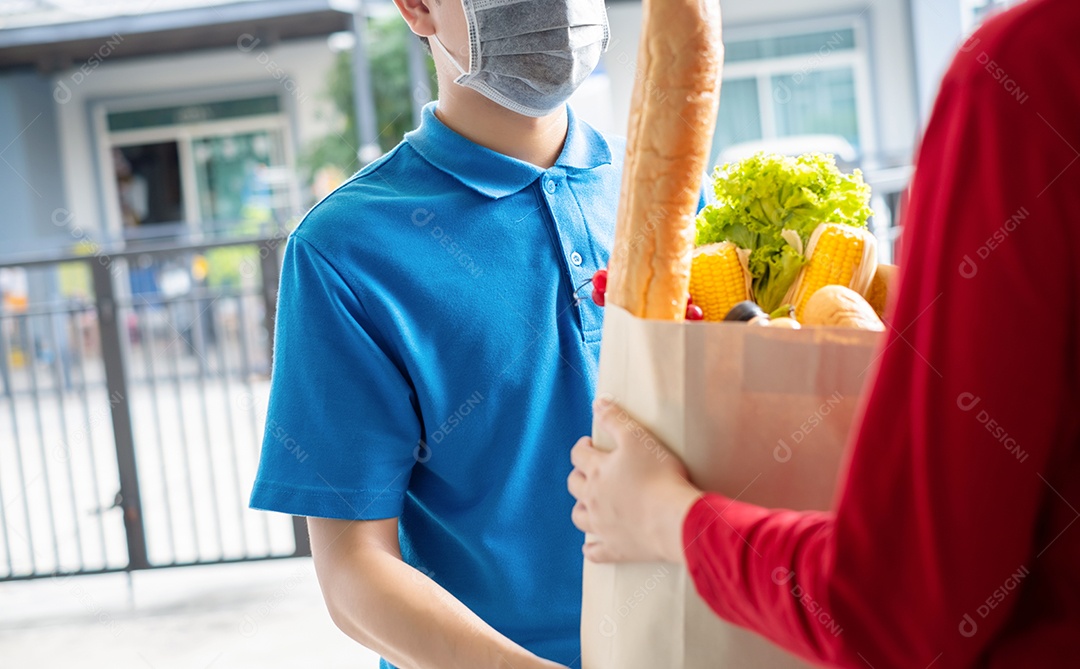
[[582, 305, 882, 669]]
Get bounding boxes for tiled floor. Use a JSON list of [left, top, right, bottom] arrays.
[[0, 558, 381, 669]]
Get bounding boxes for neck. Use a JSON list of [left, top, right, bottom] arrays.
[[433, 73, 569, 169]]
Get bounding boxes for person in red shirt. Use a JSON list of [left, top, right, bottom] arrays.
[[567, 1, 1080, 667]]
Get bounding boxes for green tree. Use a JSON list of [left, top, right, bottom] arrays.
[[302, 17, 437, 178]]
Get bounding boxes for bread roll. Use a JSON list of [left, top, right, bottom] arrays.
[[803, 285, 885, 332], [605, 0, 723, 320]]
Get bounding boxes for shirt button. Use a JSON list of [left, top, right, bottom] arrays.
[[545, 179, 557, 194], [570, 252, 583, 266]]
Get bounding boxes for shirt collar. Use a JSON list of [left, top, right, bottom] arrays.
[[405, 103, 613, 200]]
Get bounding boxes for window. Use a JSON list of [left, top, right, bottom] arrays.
[[99, 94, 299, 241], [710, 21, 874, 167], [106, 96, 281, 132], [964, 0, 1026, 29], [713, 78, 762, 151], [772, 69, 859, 144]]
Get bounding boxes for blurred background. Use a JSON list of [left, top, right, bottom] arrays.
[[0, 0, 1022, 667]]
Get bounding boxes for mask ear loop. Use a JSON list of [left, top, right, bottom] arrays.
[[430, 34, 469, 82]]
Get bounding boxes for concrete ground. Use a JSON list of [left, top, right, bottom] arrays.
[[0, 558, 382, 669]]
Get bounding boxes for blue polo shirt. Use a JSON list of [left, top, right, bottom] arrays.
[[250, 103, 623, 668]]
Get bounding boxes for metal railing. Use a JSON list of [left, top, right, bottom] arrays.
[[0, 233, 309, 582]]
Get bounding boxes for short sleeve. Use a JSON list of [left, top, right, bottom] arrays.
[[249, 233, 420, 520]]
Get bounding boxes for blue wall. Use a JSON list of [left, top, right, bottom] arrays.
[[0, 70, 69, 257]]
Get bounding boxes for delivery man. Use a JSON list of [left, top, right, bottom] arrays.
[[568, 0, 1080, 667], [250, 1, 615, 667]]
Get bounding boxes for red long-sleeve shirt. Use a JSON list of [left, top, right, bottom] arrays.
[[682, 2, 1080, 667]]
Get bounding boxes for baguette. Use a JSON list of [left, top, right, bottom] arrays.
[[605, 0, 723, 320]]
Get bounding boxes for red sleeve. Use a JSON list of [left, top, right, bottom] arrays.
[[682, 6, 1080, 668]]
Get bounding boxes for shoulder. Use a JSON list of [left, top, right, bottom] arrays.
[[297, 142, 411, 234], [947, 0, 1076, 92], [291, 142, 440, 260]]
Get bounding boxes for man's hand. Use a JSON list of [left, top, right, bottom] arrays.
[[568, 398, 702, 564]]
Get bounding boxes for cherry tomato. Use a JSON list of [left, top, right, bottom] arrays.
[[592, 268, 608, 294]]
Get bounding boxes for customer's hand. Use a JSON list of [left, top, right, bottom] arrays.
[[568, 398, 702, 564]]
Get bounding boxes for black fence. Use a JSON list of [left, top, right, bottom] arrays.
[[0, 234, 309, 582]]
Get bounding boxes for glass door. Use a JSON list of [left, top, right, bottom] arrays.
[[102, 95, 299, 240], [191, 129, 294, 236]]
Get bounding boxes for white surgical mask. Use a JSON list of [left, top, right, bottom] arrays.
[[431, 0, 610, 118]]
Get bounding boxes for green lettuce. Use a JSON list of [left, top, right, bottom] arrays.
[[696, 153, 873, 312]]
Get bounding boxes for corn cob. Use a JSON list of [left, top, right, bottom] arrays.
[[690, 242, 752, 322], [865, 264, 897, 317], [787, 223, 878, 321]]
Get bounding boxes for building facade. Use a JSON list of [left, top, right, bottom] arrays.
[[0, 0, 360, 258], [0, 0, 1002, 260]]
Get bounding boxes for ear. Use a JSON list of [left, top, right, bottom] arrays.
[[392, 0, 437, 38]]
